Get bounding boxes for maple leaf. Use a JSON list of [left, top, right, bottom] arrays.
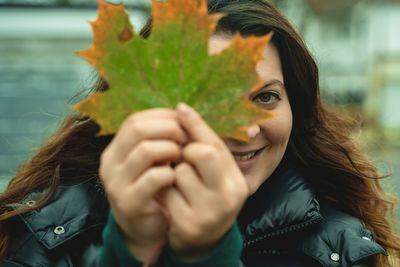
[[73, 0, 273, 142]]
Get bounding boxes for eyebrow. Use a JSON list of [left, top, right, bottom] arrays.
[[256, 79, 285, 91]]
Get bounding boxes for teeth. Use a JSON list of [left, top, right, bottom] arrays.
[[234, 151, 257, 161]]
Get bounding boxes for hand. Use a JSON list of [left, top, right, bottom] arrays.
[[162, 103, 249, 258], [99, 108, 188, 262]]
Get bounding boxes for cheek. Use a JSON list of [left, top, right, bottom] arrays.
[[260, 108, 292, 145]]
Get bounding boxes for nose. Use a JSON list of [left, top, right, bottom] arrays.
[[246, 124, 261, 139], [223, 124, 261, 146]]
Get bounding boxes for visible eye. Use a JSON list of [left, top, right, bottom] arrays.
[[252, 91, 281, 105]]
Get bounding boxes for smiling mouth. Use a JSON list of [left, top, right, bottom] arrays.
[[231, 145, 268, 161]]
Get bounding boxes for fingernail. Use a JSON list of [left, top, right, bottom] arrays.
[[177, 102, 192, 117]]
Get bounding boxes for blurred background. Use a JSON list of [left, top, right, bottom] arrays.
[[0, 0, 399, 225]]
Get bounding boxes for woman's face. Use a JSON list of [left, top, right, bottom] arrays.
[[209, 35, 293, 195]]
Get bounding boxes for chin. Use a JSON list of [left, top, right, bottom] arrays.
[[245, 176, 262, 196], [243, 162, 279, 196]]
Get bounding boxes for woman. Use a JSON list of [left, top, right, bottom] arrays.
[[1, 0, 399, 266]]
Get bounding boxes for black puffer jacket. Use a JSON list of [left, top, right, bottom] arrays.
[[2, 167, 386, 267], [238, 166, 387, 266]]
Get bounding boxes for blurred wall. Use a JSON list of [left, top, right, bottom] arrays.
[[0, 5, 148, 189], [276, 0, 400, 140]]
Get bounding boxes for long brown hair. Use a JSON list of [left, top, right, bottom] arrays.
[[1, 0, 399, 265]]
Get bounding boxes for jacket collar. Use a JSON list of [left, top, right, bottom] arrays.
[[238, 164, 323, 249], [237, 164, 387, 266], [14, 178, 109, 250], [297, 204, 387, 266]]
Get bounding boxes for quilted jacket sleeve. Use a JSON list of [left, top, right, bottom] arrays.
[[100, 213, 144, 267]]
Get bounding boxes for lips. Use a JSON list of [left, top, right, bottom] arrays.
[[231, 145, 267, 155], [231, 145, 268, 161], [231, 145, 268, 172]]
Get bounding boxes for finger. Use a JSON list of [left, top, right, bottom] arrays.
[[176, 103, 225, 148], [175, 162, 206, 205], [108, 118, 188, 163], [129, 165, 176, 208], [182, 142, 224, 188], [119, 140, 181, 184], [162, 187, 191, 222]]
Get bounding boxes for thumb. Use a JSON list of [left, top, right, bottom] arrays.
[[176, 103, 223, 146]]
